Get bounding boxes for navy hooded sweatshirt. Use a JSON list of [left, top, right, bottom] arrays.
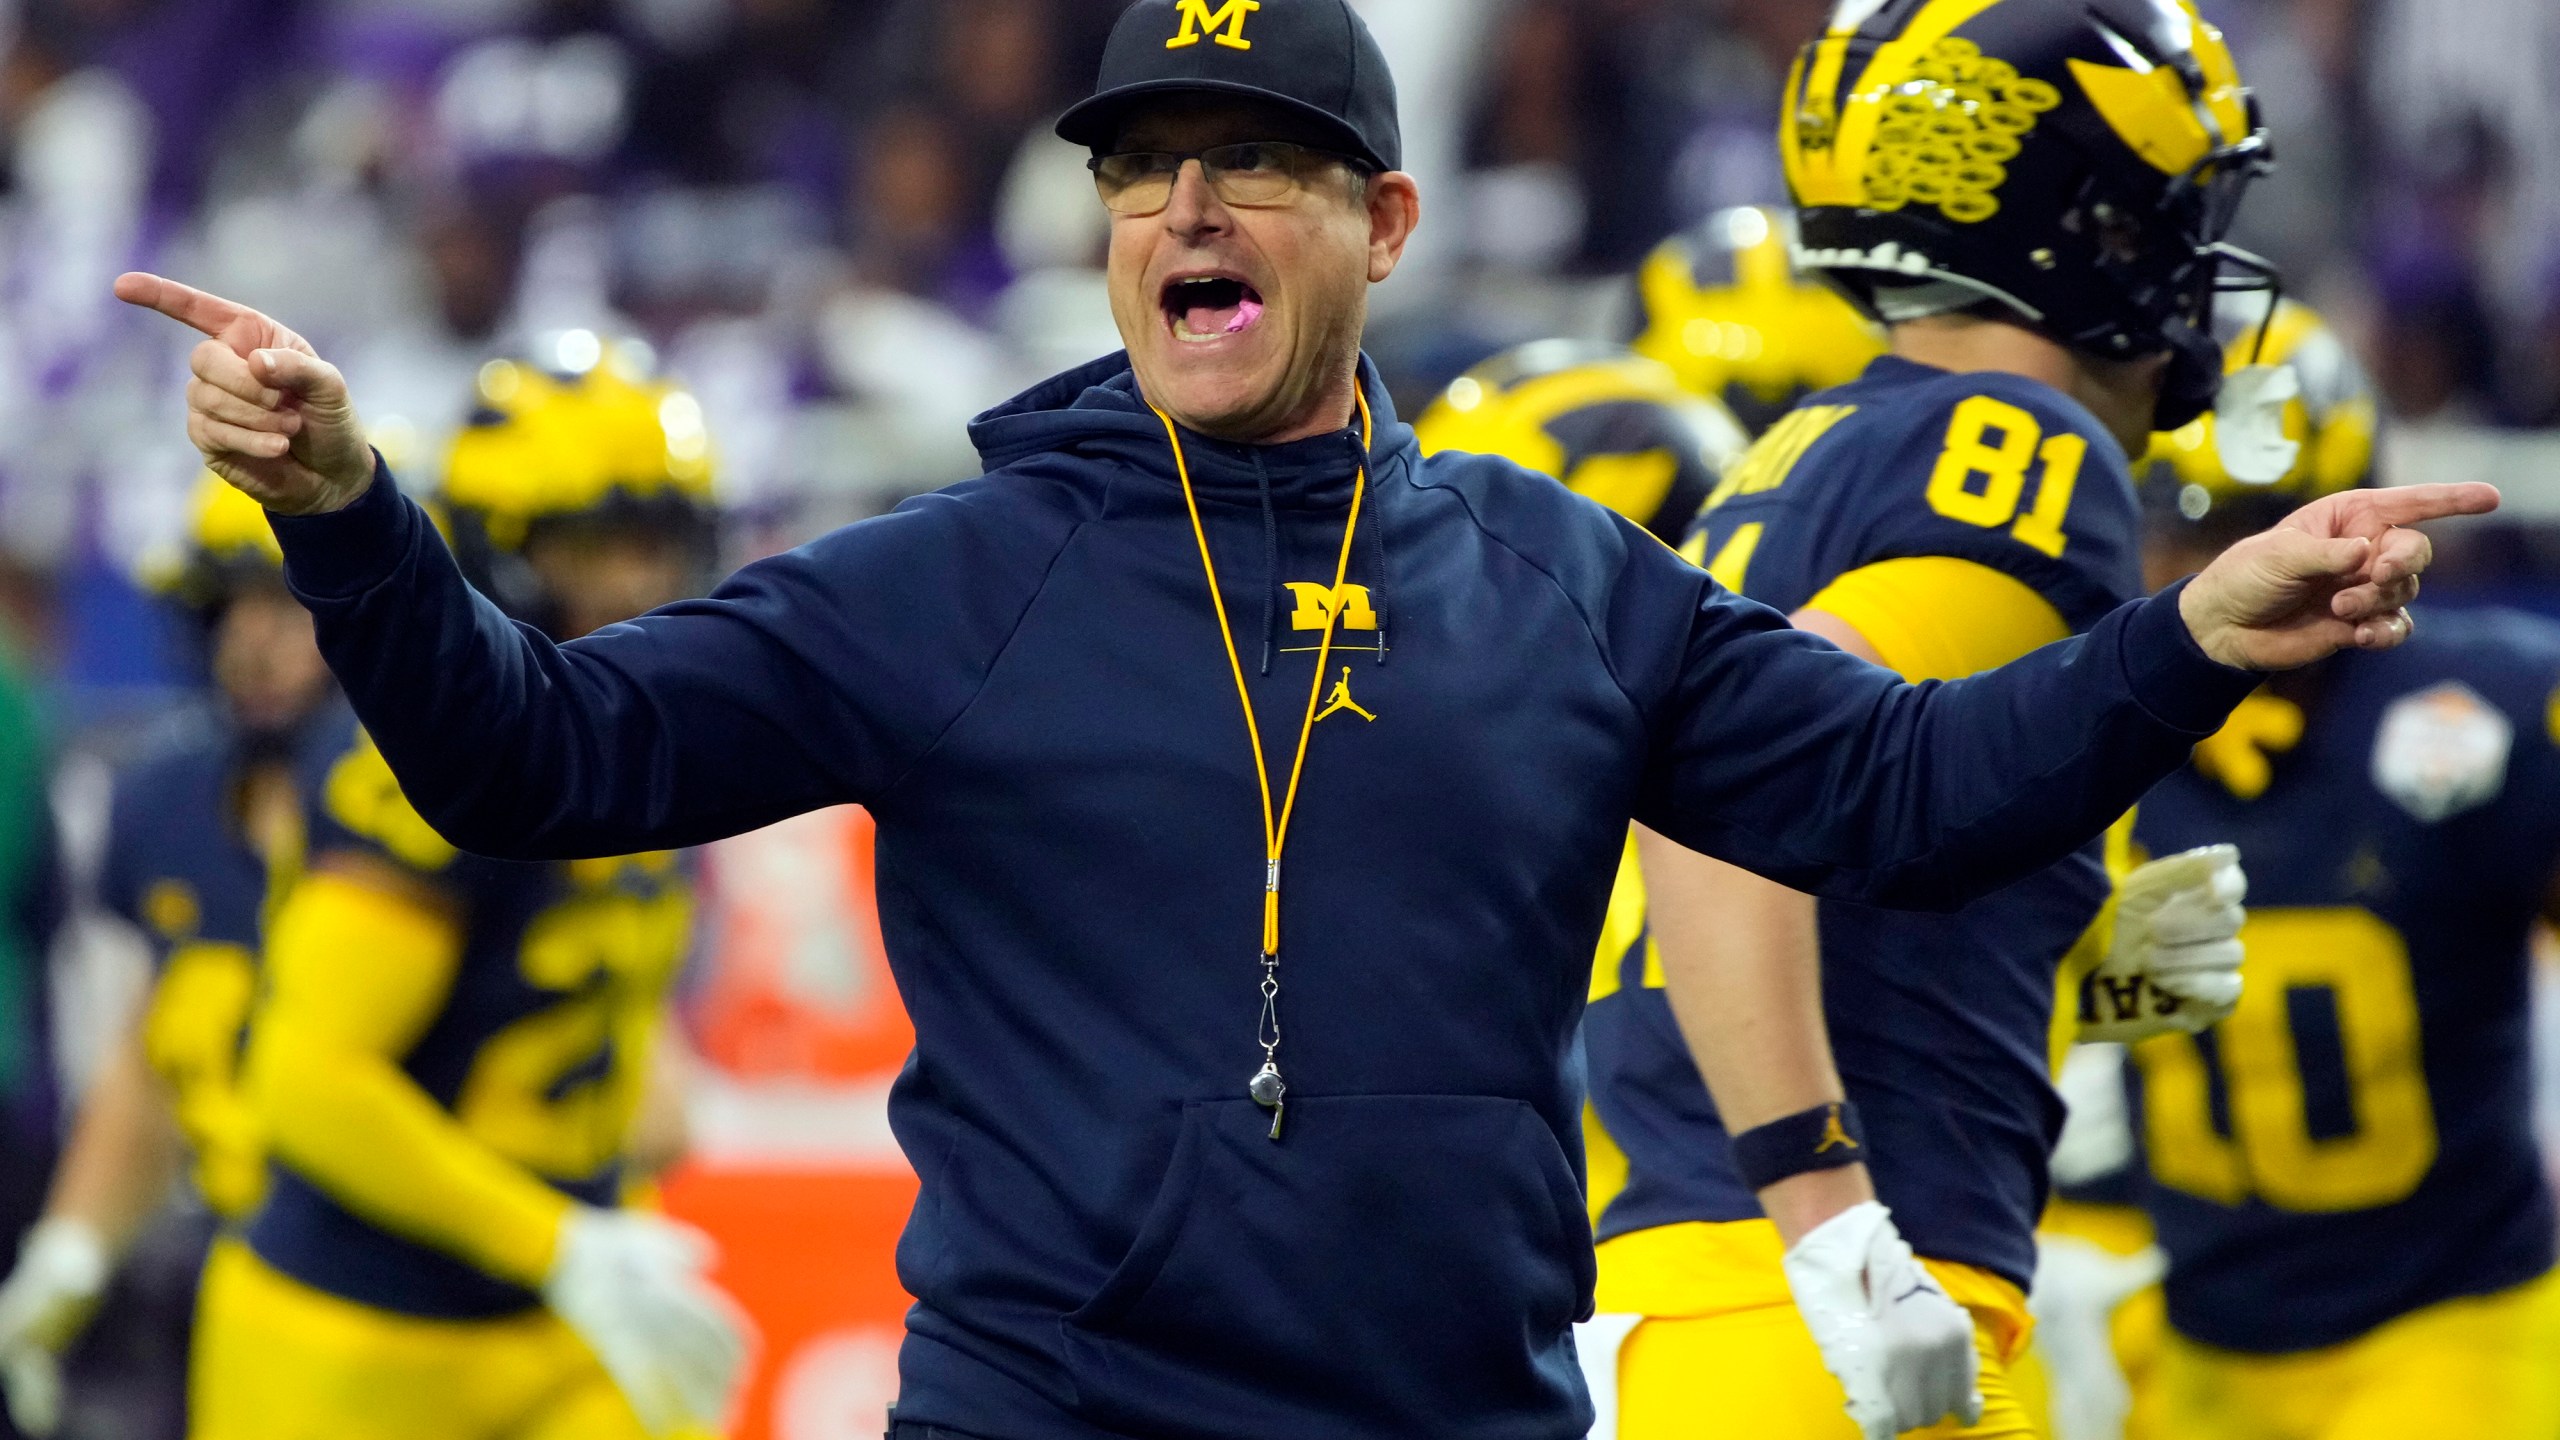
[[271, 354, 2256, 1439]]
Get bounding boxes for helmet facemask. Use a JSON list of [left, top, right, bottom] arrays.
[[2125, 122, 2280, 429]]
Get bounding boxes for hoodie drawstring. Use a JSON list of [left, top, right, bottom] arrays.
[[1363, 473, 1389, 666], [1251, 451, 1280, 676]]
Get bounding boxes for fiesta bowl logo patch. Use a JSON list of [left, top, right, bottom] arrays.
[[2372, 681, 2511, 823]]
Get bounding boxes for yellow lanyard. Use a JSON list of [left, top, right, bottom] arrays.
[[1152, 390, 1372, 1139]]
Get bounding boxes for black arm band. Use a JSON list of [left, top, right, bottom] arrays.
[[1730, 1101, 1868, 1192]]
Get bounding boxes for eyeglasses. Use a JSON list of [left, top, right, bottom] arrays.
[[1089, 141, 1364, 216]]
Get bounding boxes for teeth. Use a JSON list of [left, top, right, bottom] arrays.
[[1165, 276, 1259, 343]]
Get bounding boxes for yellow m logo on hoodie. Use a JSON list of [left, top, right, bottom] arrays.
[[1284, 582, 1376, 631]]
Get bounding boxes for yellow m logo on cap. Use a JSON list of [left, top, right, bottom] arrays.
[[1168, 0, 1257, 50]]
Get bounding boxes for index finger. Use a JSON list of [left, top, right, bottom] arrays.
[[113, 272, 256, 343], [2356, 482, 2502, 531]]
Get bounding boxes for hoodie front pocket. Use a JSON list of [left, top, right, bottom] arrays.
[[1061, 1094, 1593, 1439]]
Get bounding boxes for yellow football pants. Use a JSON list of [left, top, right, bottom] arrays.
[[1600, 1220, 2041, 1439], [2150, 1263, 2560, 1440], [190, 1237, 681, 1440]]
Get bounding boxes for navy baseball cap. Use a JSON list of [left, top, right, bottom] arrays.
[[1056, 0, 1402, 173]]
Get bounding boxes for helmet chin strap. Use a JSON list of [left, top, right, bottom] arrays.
[[2153, 318, 2224, 433]]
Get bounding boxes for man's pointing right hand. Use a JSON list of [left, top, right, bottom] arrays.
[[115, 272, 374, 516]]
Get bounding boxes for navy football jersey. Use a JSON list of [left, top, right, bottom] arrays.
[[246, 716, 694, 1318], [1586, 354, 2142, 1288], [98, 709, 322, 1218], [98, 712, 285, 966], [2131, 608, 2560, 1353]]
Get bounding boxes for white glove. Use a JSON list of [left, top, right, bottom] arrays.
[[2049, 1045, 2137, 1190], [2079, 845, 2247, 1041], [544, 1207, 752, 1437], [1782, 1201, 1983, 1440], [0, 1218, 112, 1437], [2030, 1234, 2165, 1440]]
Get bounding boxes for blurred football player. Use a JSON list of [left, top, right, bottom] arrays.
[[2026, 294, 2379, 1440], [0, 479, 334, 1440], [1630, 204, 1884, 436], [2112, 292, 2560, 1440], [1412, 340, 1751, 545], [185, 337, 747, 1440], [1591, 1, 2274, 1435]]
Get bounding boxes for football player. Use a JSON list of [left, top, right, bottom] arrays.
[[1629, 203, 1884, 437], [185, 338, 748, 1440], [1412, 340, 1751, 546], [0, 478, 335, 1440], [2024, 294, 2378, 1440], [2114, 292, 2560, 1439], [1588, 1, 2272, 1435], [1410, 339, 1760, 1313]]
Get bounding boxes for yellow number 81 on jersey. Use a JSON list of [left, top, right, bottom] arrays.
[[1925, 394, 2087, 558]]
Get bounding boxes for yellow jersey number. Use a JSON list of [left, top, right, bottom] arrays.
[[1924, 395, 2085, 558], [456, 867, 692, 1182], [2135, 907, 2437, 1212]]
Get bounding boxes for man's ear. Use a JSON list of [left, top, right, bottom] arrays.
[[1366, 172, 1422, 284]]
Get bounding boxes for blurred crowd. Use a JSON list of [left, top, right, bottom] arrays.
[[0, 0, 2556, 710]]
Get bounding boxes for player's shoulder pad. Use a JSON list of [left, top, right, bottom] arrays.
[[2389, 606, 2560, 743], [2358, 607, 2560, 833], [309, 717, 460, 875], [1864, 365, 2130, 481], [1814, 364, 2141, 624]]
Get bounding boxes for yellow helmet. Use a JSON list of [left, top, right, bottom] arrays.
[[1415, 341, 1751, 545], [2143, 296, 2376, 534], [1631, 206, 1884, 437], [142, 476, 286, 616], [441, 330, 717, 554]]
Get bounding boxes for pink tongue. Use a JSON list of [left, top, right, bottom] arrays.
[[1183, 295, 1263, 335]]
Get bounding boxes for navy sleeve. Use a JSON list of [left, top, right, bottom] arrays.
[[271, 459, 1072, 861], [1633, 574, 2256, 911]]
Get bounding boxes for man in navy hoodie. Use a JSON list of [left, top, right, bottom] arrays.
[[116, 3, 2488, 1436]]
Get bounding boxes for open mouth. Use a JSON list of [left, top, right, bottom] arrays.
[[1163, 275, 1265, 342]]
